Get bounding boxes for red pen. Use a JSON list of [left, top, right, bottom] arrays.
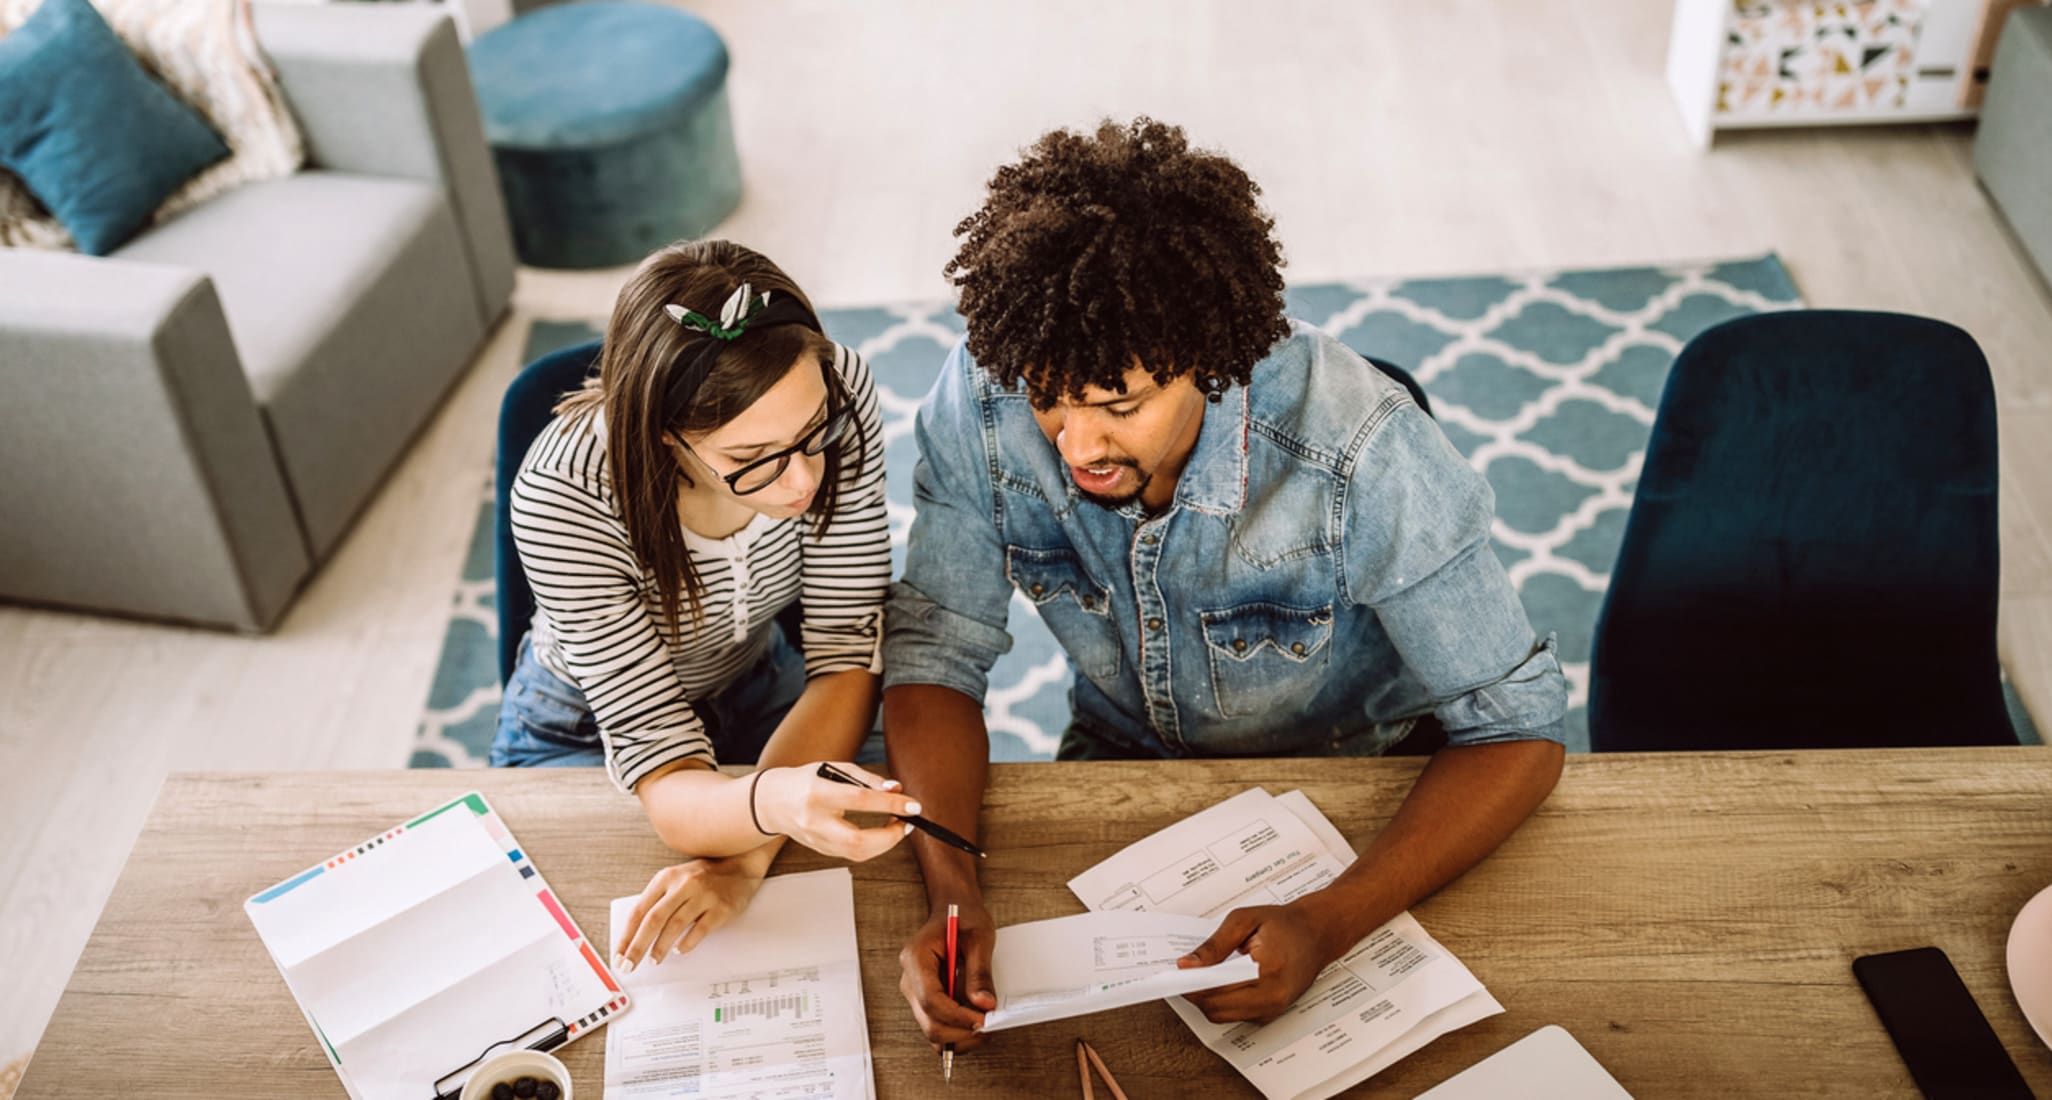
[[943, 903, 959, 1084]]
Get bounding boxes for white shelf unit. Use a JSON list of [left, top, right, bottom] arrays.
[[1667, 0, 2046, 146]]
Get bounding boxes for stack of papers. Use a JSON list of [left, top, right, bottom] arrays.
[[605, 868, 874, 1099], [1067, 788, 1501, 1100]]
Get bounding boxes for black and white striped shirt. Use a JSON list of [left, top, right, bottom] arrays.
[[510, 343, 890, 791]]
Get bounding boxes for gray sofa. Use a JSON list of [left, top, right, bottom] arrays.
[[0, 3, 516, 631], [1975, 5, 2052, 292]]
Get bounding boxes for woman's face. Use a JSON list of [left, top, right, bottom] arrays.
[[670, 353, 832, 521]]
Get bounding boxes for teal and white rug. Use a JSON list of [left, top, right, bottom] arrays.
[[411, 253, 2036, 767]]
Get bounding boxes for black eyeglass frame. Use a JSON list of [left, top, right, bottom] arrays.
[[687, 361, 854, 496]]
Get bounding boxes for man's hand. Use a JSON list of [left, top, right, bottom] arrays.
[[1177, 901, 1344, 1025], [896, 899, 997, 1051], [615, 853, 771, 971]]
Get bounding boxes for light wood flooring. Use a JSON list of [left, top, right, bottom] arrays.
[[4, 0, 2051, 1069]]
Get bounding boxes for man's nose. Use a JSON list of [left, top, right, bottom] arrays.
[[1055, 414, 1109, 467]]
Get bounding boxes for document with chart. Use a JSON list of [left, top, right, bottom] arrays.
[[1068, 788, 1501, 1100], [605, 868, 873, 1100]]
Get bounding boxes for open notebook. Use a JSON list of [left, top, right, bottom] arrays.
[[245, 792, 626, 1100]]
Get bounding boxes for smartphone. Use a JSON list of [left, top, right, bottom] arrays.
[[1852, 947, 2034, 1099]]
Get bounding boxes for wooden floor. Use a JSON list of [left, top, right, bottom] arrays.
[[4, 0, 2051, 1069]]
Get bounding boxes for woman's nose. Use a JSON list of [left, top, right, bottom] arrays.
[[780, 451, 823, 496]]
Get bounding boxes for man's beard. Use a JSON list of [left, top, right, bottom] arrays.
[[1076, 459, 1150, 509]]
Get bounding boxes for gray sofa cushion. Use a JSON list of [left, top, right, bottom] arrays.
[[117, 170, 485, 554], [0, 251, 308, 627]]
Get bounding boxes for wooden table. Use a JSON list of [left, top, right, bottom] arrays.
[[20, 750, 2052, 1098]]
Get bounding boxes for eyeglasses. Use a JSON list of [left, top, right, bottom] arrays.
[[695, 397, 854, 496]]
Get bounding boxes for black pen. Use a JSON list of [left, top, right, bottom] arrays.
[[815, 762, 987, 859]]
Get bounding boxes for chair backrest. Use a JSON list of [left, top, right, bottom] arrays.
[[1589, 310, 2012, 750], [1365, 355, 1432, 418], [496, 338, 603, 684]]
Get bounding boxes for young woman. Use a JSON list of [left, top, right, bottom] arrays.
[[495, 240, 913, 970]]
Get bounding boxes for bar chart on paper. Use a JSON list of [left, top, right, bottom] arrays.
[[606, 871, 874, 1099], [711, 976, 816, 1024]]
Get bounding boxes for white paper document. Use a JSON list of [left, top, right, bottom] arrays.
[[605, 868, 874, 1100], [980, 909, 1261, 1032], [1068, 788, 1502, 1100]]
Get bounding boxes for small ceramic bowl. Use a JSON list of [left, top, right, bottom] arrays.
[[459, 1049, 572, 1100], [2006, 883, 2052, 1050]]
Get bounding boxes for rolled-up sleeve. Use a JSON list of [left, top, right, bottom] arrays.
[[881, 340, 1015, 702], [1339, 402, 1568, 747]]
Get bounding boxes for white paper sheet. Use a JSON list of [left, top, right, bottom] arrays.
[[1068, 788, 1502, 1100], [978, 909, 1261, 1032], [605, 868, 873, 1100]]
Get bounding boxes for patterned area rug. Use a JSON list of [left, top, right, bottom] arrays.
[[412, 253, 2036, 767]]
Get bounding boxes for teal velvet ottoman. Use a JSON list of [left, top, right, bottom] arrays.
[[469, 1, 741, 269]]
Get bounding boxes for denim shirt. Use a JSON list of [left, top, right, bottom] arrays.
[[882, 323, 1568, 757]]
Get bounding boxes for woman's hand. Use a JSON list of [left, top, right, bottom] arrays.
[[614, 854, 771, 971], [752, 762, 918, 861]]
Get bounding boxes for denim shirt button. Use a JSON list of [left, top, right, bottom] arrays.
[[1292, 642, 1307, 655], [1029, 583, 1045, 597], [1141, 534, 1159, 546], [1232, 638, 1247, 653], [1081, 596, 1097, 610], [1146, 617, 1163, 631]]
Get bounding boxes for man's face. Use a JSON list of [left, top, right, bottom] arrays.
[[1029, 362, 1208, 510]]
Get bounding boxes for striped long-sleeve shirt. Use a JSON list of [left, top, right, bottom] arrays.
[[510, 343, 890, 791]]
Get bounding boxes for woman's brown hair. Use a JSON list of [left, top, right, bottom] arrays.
[[557, 240, 857, 638]]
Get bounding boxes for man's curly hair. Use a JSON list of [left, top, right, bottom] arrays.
[[944, 117, 1291, 409]]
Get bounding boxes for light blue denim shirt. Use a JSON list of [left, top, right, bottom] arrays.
[[883, 323, 1568, 757]]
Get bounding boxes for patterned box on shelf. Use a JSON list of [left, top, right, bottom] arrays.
[[1667, 0, 2050, 145], [1720, 0, 1925, 114]]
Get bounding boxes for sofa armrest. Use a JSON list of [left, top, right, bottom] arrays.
[[0, 250, 310, 630], [253, 1, 516, 325]]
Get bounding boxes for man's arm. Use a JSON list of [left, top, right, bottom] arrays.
[[883, 684, 999, 1049], [1180, 738, 1562, 1022], [883, 684, 990, 907], [1182, 397, 1570, 1022], [880, 343, 1019, 1050]]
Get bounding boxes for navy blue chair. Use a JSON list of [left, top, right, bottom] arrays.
[[1368, 356, 1432, 418], [496, 339, 603, 684], [1589, 310, 2014, 751]]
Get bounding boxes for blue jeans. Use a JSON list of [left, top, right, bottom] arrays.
[[491, 627, 808, 769]]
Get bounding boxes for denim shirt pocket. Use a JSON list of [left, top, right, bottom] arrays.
[[1200, 601, 1335, 719], [1006, 546, 1122, 681]]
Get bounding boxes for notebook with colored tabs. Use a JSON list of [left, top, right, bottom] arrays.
[[245, 792, 628, 1100]]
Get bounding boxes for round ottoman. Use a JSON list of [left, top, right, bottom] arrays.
[[468, 1, 742, 269]]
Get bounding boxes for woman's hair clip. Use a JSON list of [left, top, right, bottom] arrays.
[[664, 283, 772, 341]]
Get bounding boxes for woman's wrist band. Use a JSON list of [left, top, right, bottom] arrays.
[[748, 768, 774, 836]]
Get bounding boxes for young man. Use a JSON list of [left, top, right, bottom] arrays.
[[883, 119, 1568, 1047]]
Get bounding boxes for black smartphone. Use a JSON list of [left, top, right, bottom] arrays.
[[1852, 947, 2035, 1100]]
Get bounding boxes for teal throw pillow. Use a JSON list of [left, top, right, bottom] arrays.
[[0, 0, 231, 255]]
